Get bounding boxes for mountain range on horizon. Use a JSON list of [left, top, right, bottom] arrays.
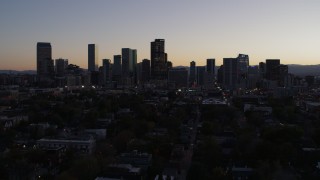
[[1, 64, 320, 77]]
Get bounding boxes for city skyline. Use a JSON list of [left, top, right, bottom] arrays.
[[1, 0, 320, 70]]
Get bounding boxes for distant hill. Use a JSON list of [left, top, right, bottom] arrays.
[[0, 70, 36, 74], [287, 64, 320, 76]]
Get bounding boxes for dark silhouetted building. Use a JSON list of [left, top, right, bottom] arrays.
[[102, 59, 112, 84], [196, 66, 206, 86], [55, 58, 68, 77], [37, 42, 54, 80], [237, 54, 249, 79], [305, 75, 315, 87], [189, 61, 196, 86], [90, 71, 100, 85], [122, 48, 132, 78], [259, 62, 266, 78], [206, 58, 215, 86], [279, 64, 288, 87], [88, 44, 98, 72], [132, 49, 138, 84], [168, 68, 188, 88], [206, 59, 215, 76], [151, 39, 167, 80], [266, 59, 280, 81], [141, 59, 151, 83], [237, 54, 249, 88], [167, 61, 172, 69], [112, 55, 122, 83], [223, 58, 238, 89], [217, 65, 224, 84], [122, 48, 137, 85]]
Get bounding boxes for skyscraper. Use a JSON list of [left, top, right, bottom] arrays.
[[237, 54, 249, 79], [217, 65, 224, 84], [189, 61, 196, 86], [196, 66, 206, 86], [151, 39, 167, 80], [223, 58, 238, 89], [206, 59, 215, 86], [131, 49, 137, 76], [141, 59, 151, 83], [168, 68, 188, 88], [102, 59, 112, 83], [279, 64, 288, 87], [88, 44, 98, 72], [259, 62, 266, 78], [266, 59, 280, 81], [37, 42, 54, 79], [112, 55, 122, 82], [55, 58, 68, 76], [121, 48, 137, 77], [121, 48, 132, 78], [132, 49, 138, 84], [206, 59, 215, 75]]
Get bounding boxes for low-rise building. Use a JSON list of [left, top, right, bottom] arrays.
[[119, 151, 152, 170], [37, 135, 96, 154]]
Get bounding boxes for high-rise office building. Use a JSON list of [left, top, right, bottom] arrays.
[[217, 65, 224, 84], [206, 59, 215, 86], [259, 62, 266, 78], [237, 54, 249, 88], [37, 42, 54, 79], [141, 59, 151, 83], [136, 62, 142, 84], [88, 44, 98, 72], [102, 59, 112, 83], [223, 58, 238, 89], [266, 59, 280, 81], [168, 68, 188, 88], [121, 48, 132, 78], [279, 64, 288, 87], [55, 58, 68, 76], [121, 48, 137, 78], [151, 39, 167, 80], [189, 61, 196, 86], [206, 59, 215, 76], [112, 55, 122, 82], [131, 49, 137, 77], [237, 54, 249, 78], [196, 66, 206, 86], [122, 48, 137, 85]]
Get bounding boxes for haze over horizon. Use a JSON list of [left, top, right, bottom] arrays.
[[1, 0, 320, 70]]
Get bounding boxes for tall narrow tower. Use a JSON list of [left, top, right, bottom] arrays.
[[88, 44, 98, 72]]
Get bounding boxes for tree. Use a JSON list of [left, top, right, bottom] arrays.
[[113, 130, 135, 152], [69, 157, 99, 180], [196, 137, 222, 167], [201, 121, 216, 135]]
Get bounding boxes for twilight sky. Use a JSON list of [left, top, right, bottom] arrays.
[[0, 0, 320, 70]]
